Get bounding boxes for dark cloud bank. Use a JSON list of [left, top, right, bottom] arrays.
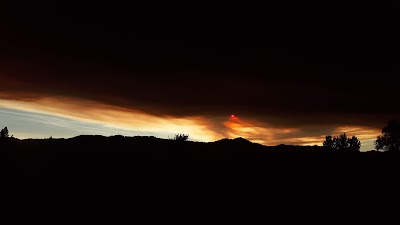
[[1, 1, 399, 131]]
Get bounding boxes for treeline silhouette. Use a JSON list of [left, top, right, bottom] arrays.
[[323, 133, 361, 151]]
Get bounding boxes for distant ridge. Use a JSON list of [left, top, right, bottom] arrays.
[[1, 135, 398, 177], [1, 134, 399, 208]]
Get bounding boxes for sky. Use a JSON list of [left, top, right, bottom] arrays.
[[0, 2, 399, 151]]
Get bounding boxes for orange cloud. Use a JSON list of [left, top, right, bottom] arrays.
[[223, 116, 299, 145], [222, 115, 380, 147], [332, 126, 380, 140]]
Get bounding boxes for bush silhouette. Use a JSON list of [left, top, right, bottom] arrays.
[[174, 133, 189, 141], [375, 120, 400, 151]]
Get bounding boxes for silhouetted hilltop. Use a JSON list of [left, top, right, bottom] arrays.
[[213, 137, 254, 145]]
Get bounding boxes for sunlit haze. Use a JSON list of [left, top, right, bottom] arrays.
[[0, 97, 379, 151]]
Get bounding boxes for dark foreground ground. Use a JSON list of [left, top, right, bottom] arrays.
[[1, 135, 399, 222]]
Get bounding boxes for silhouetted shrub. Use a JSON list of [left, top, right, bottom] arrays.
[[174, 133, 189, 141], [375, 120, 400, 151]]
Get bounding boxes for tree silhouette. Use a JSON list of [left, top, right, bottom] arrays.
[[323, 135, 334, 148], [336, 133, 349, 150], [348, 136, 361, 151], [375, 120, 400, 151], [0, 127, 9, 139], [323, 133, 360, 151]]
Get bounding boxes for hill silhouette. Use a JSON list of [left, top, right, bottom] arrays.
[[1, 135, 398, 179], [1, 135, 398, 222]]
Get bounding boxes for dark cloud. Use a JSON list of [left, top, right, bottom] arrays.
[[1, 1, 399, 131]]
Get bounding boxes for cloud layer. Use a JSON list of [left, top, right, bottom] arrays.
[[1, 2, 398, 151]]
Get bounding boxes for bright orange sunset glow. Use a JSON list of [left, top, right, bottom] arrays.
[[0, 95, 381, 151]]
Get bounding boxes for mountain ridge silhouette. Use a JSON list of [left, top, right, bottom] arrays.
[[1, 134, 395, 176], [1, 134, 398, 220]]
